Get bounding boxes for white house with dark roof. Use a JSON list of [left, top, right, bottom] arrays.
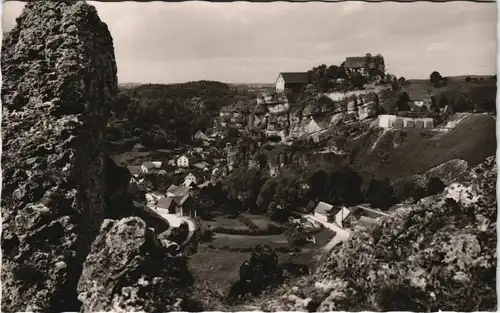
[[334, 206, 352, 228], [275, 72, 310, 93], [177, 155, 189, 168]]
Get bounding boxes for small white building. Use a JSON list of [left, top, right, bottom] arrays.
[[177, 155, 189, 168], [314, 201, 334, 222], [275, 72, 309, 93], [378, 114, 398, 128], [334, 206, 352, 228], [184, 173, 198, 186]]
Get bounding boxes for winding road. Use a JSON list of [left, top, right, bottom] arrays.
[[151, 206, 196, 246]]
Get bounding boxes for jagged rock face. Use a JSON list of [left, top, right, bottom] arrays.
[[1, 1, 117, 312], [77, 217, 193, 312]]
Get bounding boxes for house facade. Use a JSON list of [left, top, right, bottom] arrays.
[[177, 155, 189, 168], [334, 207, 352, 228], [276, 72, 310, 93], [344, 56, 367, 75], [184, 173, 198, 186]]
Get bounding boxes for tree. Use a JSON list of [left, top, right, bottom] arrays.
[[465, 76, 472, 83], [398, 77, 406, 86], [365, 178, 395, 210], [351, 72, 367, 89], [326, 65, 340, 78], [396, 92, 411, 111], [430, 71, 442, 86], [327, 167, 362, 205], [309, 170, 328, 199]]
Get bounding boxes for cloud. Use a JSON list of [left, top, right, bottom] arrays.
[[2, 1, 496, 83]]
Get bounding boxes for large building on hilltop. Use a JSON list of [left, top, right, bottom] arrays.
[[275, 72, 310, 93]]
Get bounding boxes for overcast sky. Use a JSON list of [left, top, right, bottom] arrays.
[[2, 1, 497, 84]]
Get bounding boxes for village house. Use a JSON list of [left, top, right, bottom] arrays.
[[378, 114, 398, 128], [275, 72, 310, 93], [141, 161, 162, 173], [334, 206, 352, 228], [177, 155, 189, 168], [193, 130, 209, 141], [408, 90, 435, 111], [164, 184, 194, 216], [184, 173, 198, 186], [193, 161, 210, 171], [313, 201, 334, 222], [344, 56, 367, 76], [127, 165, 142, 178]]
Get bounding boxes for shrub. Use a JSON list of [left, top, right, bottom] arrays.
[[212, 225, 284, 236], [284, 228, 308, 247], [237, 214, 259, 230]]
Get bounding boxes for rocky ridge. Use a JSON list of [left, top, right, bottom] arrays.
[[1, 2, 192, 312], [262, 156, 497, 311]]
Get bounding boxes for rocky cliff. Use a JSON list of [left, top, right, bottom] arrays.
[[1, 2, 191, 312], [262, 156, 497, 311], [1, 2, 117, 311]]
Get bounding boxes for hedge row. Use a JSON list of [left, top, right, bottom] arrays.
[[237, 214, 259, 230], [207, 244, 300, 254], [213, 224, 284, 236]]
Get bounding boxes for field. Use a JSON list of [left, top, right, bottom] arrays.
[[189, 222, 336, 292], [403, 80, 496, 103]]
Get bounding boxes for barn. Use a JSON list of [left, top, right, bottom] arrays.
[[276, 72, 310, 93]]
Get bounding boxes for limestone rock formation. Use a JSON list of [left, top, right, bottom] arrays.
[[1, 1, 117, 311], [263, 156, 497, 312], [77, 217, 193, 312]]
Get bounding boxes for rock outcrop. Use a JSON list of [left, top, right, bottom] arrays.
[[263, 156, 497, 312], [77, 217, 193, 312], [1, 2, 117, 311]]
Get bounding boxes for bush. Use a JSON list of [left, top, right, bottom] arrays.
[[212, 225, 284, 236], [237, 214, 259, 230], [284, 228, 308, 247]]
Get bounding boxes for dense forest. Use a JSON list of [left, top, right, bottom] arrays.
[[107, 81, 255, 148]]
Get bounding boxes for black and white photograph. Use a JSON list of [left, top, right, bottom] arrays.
[[1, 0, 497, 312]]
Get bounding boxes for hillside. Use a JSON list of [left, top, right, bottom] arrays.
[[262, 156, 497, 312], [106, 81, 254, 151], [346, 113, 496, 181]]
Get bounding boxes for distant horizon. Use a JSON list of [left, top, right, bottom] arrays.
[[3, 1, 495, 84], [118, 73, 496, 87]]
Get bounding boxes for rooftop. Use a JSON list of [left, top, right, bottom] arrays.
[[344, 56, 366, 69], [279, 72, 310, 84], [314, 201, 333, 215]]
